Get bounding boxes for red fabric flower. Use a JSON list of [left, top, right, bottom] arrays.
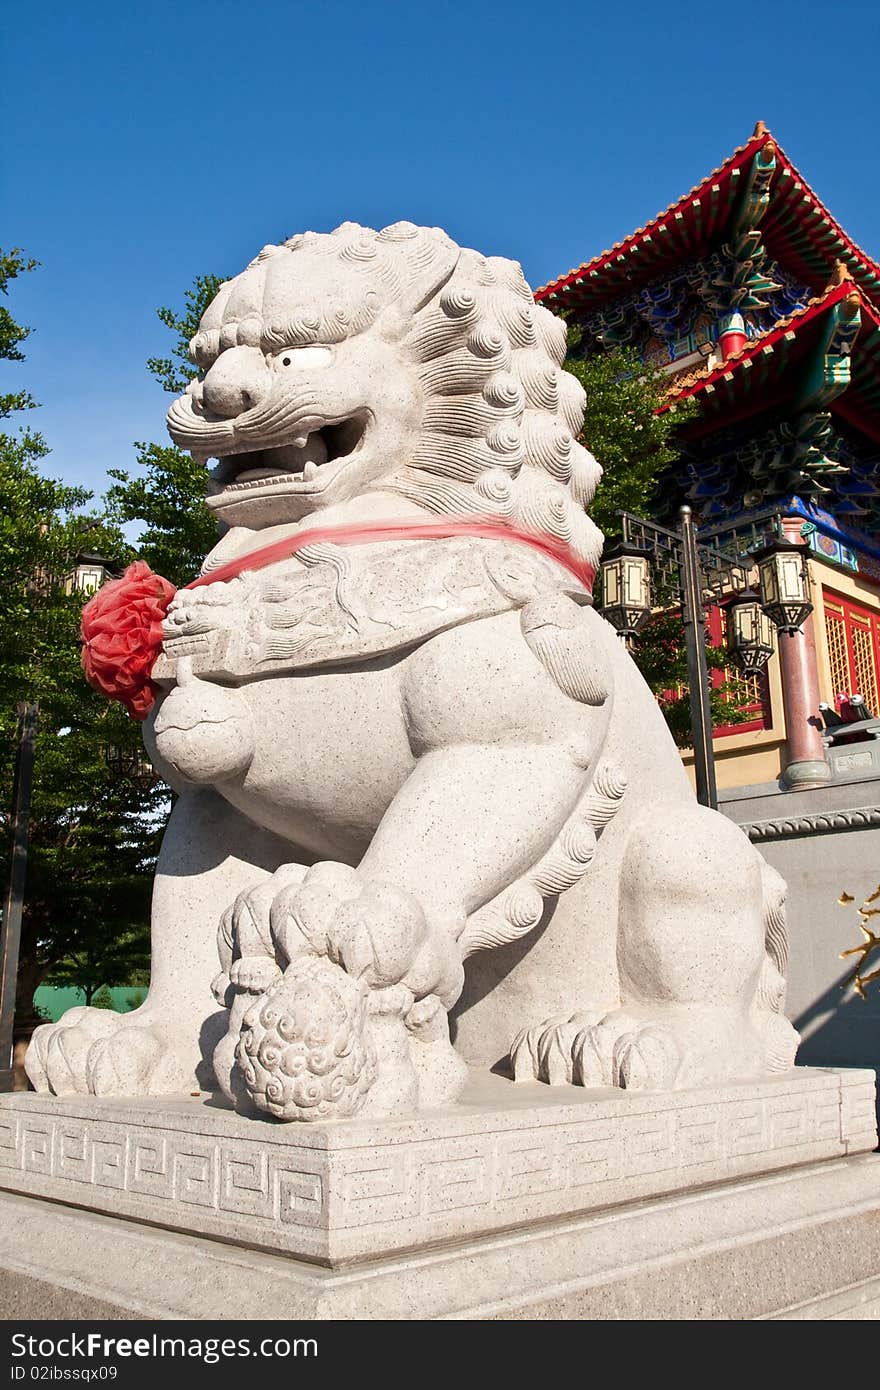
[[81, 562, 176, 720]]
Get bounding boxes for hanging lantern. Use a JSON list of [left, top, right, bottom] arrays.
[[598, 542, 652, 638], [725, 589, 774, 676], [753, 538, 813, 635], [103, 744, 159, 789], [66, 551, 117, 596]]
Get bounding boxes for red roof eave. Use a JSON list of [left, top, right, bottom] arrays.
[[658, 282, 858, 411]]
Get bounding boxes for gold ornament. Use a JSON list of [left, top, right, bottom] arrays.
[[839, 886, 880, 999]]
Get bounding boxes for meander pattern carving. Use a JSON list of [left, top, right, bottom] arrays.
[[0, 1077, 870, 1234]]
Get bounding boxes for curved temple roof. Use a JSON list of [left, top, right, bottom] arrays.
[[536, 124, 880, 314]]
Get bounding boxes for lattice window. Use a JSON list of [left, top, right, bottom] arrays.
[[822, 590, 880, 713], [851, 622, 879, 713], [726, 667, 762, 708], [824, 602, 851, 697]]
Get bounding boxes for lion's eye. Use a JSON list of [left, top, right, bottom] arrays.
[[273, 346, 332, 371]]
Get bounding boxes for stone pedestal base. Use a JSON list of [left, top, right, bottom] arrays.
[[1, 1149, 880, 1319], [0, 1068, 875, 1279]]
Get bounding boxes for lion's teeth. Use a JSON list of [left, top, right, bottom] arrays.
[[234, 467, 287, 483], [293, 435, 308, 448], [303, 460, 318, 481]]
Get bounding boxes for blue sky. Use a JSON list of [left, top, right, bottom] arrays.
[[4, 0, 879, 500]]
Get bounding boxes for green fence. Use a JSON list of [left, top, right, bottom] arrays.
[[34, 986, 148, 1022]]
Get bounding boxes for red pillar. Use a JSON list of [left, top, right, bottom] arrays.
[[719, 312, 747, 360], [777, 518, 831, 788]]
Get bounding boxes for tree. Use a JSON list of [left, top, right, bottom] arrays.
[[106, 274, 224, 587], [3, 269, 230, 1018], [563, 334, 750, 742], [0, 248, 38, 417], [44, 922, 151, 1008], [0, 252, 161, 1022], [13, 698, 161, 1012], [146, 274, 225, 397], [106, 442, 217, 589], [564, 334, 695, 540]]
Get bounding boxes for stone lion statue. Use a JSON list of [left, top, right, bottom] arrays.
[[26, 221, 798, 1118]]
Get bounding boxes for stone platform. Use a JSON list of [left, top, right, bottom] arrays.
[[2, 1149, 880, 1318], [0, 1067, 875, 1270]]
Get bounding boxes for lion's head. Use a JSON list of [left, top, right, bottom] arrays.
[[166, 221, 603, 569]]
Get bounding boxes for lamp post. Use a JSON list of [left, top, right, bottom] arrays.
[[597, 506, 813, 810], [753, 539, 814, 634], [103, 744, 159, 790], [761, 522, 828, 788], [0, 704, 38, 1089]]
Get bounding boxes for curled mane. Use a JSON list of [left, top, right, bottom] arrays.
[[386, 233, 603, 572], [190, 221, 604, 571]]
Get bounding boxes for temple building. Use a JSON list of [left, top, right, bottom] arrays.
[[536, 122, 880, 793]]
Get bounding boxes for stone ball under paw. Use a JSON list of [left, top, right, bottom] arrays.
[[152, 678, 255, 783], [235, 955, 376, 1121]]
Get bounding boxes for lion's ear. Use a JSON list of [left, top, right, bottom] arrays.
[[377, 223, 460, 318]]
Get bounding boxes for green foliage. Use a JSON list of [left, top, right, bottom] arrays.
[[0, 439, 122, 713], [146, 273, 225, 395], [563, 332, 748, 742], [0, 248, 39, 417], [0, 257, 165, 1020], [107, 273, 224, 586], [3, 268, 231, 1011], [107, 443, 217, 588], [563, 333, 696, 539], [48, 923, 152, 1009], [629, 611, 754, 747], [0, 437, 164, 1011]]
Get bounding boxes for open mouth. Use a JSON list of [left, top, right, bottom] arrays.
[[208, 413, 370, 496]]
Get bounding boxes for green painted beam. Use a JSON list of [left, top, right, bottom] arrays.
[[794, 300, 861, 410]]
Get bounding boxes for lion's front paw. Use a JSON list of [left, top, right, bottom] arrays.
[[230, 957, 283, 993], [86, 1025, 193, 1097], [510, 1012, 603, 1084], [511, 1009, 713, 1091], [221, 861, 468, 1120], [270, 862, 464, 1007], [26, 1010, 120, 1095]]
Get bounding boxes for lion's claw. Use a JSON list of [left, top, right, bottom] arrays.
[[614, 1027, 681, 1090], [514, 1010, 685, 1090], [511, 1012, 602, 1083]]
